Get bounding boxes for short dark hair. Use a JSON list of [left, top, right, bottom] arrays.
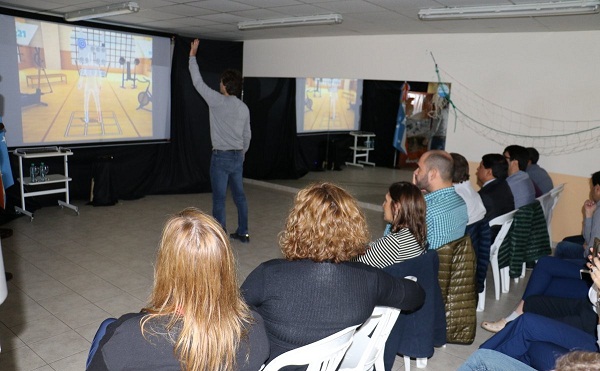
[[424, 150, 454, 182], [592, 171, 600, 186], [482, 153, 508, 180], [526, 147, 540, 164], [450, 153, 469, 183], [504, 145, 529, 171], [220, 69, 243, 97]]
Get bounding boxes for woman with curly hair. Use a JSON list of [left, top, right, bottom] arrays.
[[241, 182, 425, 362], [355, 181, 427, 268], [87, 208, 269, 371]]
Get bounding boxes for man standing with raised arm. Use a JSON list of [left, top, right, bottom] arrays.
[[189, 39, 251, 243]]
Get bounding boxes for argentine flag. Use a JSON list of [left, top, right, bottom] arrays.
[[0, 120, 14, 190], [393, 102, 407, 154]]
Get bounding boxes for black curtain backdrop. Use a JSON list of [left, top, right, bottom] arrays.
[[243, 77, 308, 179], [361, 80, 429, 168]]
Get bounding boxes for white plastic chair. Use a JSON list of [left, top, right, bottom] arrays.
[[477, 209, 517, 312], [339, 306, 400, 371], [262, 324, 359, 371]]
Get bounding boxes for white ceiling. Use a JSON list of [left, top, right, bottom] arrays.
[[1, 0, 599, 40]]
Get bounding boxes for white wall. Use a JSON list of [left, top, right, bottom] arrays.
[[243, 31, 600, 177]]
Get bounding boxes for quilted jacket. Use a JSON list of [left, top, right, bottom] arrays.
[[437, 235, 477, 345]]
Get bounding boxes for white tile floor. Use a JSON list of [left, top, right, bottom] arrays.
[[0, 166, 529, 370]]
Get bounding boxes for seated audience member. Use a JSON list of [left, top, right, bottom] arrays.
[[503, 145, 537, 208], [241, 182, 425, 363], [481, 256, 592, 334], [555, 171, 600, 261], [87, 208, 269, 371], [355, 181, 427, 268], [467, 252, 600, 371], [413, 150, 468, 250], [526, 147, 554, 195], [476, 153, 515, 222], [451, 153, 486, 227]]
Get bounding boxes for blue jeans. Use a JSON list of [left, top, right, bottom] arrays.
[[458, 349, 535, 371], [555, 239, 586, 260], [522, 256, 589, 300], [210, 151, 248, 235], [480, 313, 597, 370]]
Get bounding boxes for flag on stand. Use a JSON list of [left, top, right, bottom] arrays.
[[393, 82, 410, 154], [0, 116, 14, 209], [393, 101, 407, 154]]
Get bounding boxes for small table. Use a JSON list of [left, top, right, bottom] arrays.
[[13, 147, 79, 221], [345, 131, 376, 168]]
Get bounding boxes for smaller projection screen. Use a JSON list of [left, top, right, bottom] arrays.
[[0, 13, 171, 147], [296, 77, 362, 134]]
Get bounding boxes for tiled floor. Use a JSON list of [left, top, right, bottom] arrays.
[[0, 166, 529, 370]]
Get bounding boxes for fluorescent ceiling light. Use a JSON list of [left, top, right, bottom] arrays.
[[65, 2, 140, 22], [418, 0, 600, 20], [238, 14, 343, 30]]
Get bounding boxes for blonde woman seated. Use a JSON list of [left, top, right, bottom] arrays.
[[241, 182, 425, 363], [355, 181, 427, 269], [87, 208, 269, 371]]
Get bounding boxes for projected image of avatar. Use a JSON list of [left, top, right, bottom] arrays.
[[14, 18, 160, 146], [77, 40, 106, 125]]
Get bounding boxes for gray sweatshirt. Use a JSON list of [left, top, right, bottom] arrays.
[[189, 57, 251, 153]]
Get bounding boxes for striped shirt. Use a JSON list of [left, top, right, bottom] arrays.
[[356, 228, 425, 269], [425, 186, 468, 250]]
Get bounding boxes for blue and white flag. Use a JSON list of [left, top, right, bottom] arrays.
[[393, 102, 407, 154], [0, 120, 14, 190]]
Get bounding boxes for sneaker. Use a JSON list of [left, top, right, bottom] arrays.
[[230, 232, 250, 243], [481, 318, 508, 333]]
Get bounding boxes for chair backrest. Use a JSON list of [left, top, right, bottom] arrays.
[[536, 191, 553, 226], [262, 324, 359, 371], [548, 183, 565, 225], [488, 209, 518, 259], [338, 306, 401, 371]]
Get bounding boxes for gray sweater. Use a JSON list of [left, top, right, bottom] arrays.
[[189, 57, 251, 153]]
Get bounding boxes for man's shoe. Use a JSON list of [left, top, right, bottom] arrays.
[[230, 232, 250, 243]]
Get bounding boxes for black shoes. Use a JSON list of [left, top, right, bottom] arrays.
[[230, 232, 250, 243]]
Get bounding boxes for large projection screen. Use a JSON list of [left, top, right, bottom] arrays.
[[0, 13, 171, 147], [296, 77, 362, 134]]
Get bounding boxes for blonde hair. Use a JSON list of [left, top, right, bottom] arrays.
[[279, 182, 369, 262], [555, 350, 600, 371], [142, 208, 251, 371]]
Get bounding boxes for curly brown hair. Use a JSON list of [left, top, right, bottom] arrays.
[[279, 182, 370, 263]]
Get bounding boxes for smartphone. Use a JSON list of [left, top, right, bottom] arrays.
[[581, 269, 591, 278], [580, 269, 593, 283]]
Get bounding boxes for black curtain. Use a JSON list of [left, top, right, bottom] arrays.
[[361, 80, 429, 168], [243, 77, 308, 179], [140, 36, 244, 194]]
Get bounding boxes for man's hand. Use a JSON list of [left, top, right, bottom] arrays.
[[190, 39, 199, 57], [584, 199, 597, 219]]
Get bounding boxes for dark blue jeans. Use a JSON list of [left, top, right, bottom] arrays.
[[555, 235, 586, 260], [210, 151, 248, 235], [480, 313, 597, 370], [522, 256, 589, 300]]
